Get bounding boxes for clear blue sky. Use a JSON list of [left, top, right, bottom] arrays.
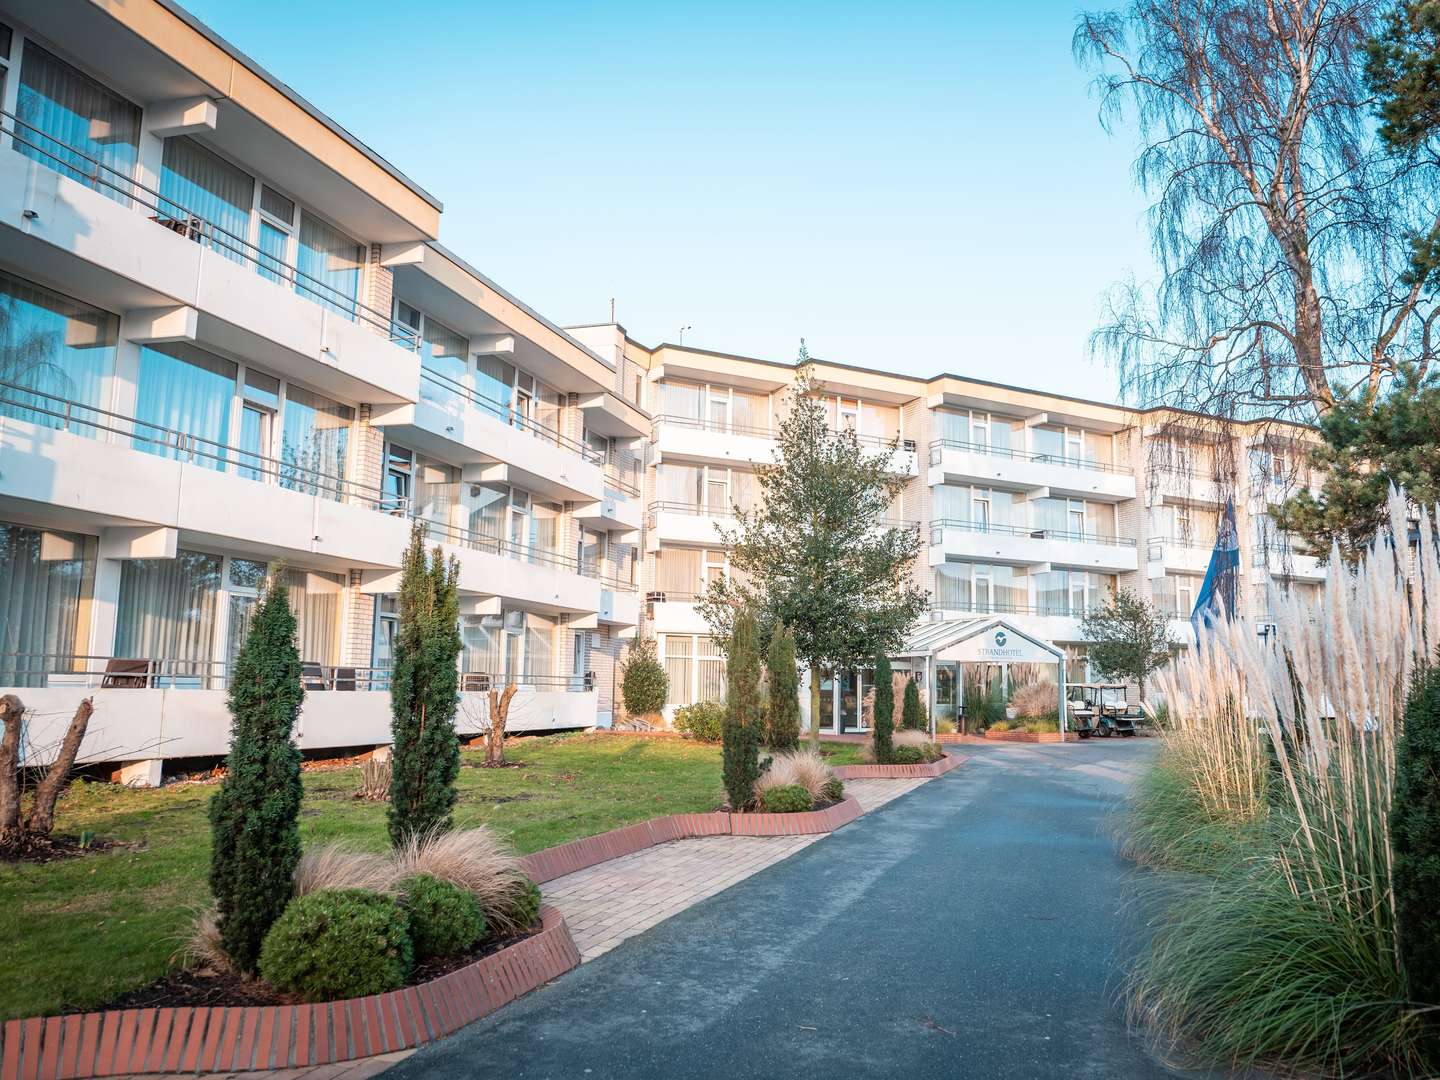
[[181, 0, 1155, 401]]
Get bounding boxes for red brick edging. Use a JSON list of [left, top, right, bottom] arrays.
[[981, 730, 1077, 743], [831, 752, 965, 780], [519, 795, 864, 884], [0, 906, 579, 1080]]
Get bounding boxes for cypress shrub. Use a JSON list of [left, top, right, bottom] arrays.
[[620, 638, 668, 722], [872, 653, 895, 764], [902, 678, 927, 732], [388, 522, 463, 847], [765, 621, 802, 750], [1394, 657, 1440, 1009], [722, 608, 763, 810], [208, 571, 304, 973]]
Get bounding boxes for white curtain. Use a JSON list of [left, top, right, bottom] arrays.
[[697, 637, 726, 702], [460, 616, 502, 674], [655, 548, 701, 596], [296, 212, 363, 319], [159, 136, 255, 262], [133, 343, 236, 467], [286, 568, 342, 665], [524, 613, 555, 678], [474, 356, 514, 418], [0, 268, 116, 425], [0, 524, 90, 685], [16, 41, 140, 202], [114, 551, 222, 667], [281, 384, 352, 498], [663, 636, 692, 706]]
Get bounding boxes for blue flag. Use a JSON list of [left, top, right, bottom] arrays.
[[1191, 499, 1240, 645]]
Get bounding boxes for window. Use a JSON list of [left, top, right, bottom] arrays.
[[397, 301, 470, 413], [16, 40, 140, 202], [280, 385, 352, 497], [286, 568, 343, 665], [0, 22, 12, 101], [663, 635, 694, 706], [474, 355, 515, 418], [0, 268, 117, 424], [224, 557, 266, 672], [0, 523, 94, 685], [133, 343, 237, 467], [296, 212, 363, 320], [114, 550, 223, 680], [158, 137, 255, 261], [256, 185, 296, 284], [384, 445, 412, 510]]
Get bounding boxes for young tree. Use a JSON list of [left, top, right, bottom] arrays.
[[1075, 1, 1440, 424], [1393, 655, 1440, 1007], [699, 365, 929, 744], [619, 638, 668, 728], [722, 607, 762, 810], [484, 685, 518, 766], [1079, 588, 1178, 701], [765, 621, 802, 750], [901, 678, 926, 733], [871, 653, 895, 765], [208, 573, 304, 972], [387, 523, 462, 847], [1273, 368, 1440, 560]]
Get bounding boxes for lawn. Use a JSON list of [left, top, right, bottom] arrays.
[[0, 733, 865, 1020]]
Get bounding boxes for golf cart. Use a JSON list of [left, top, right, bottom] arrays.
[[1066, 684, 1140, 737]]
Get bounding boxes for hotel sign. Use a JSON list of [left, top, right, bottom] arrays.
[[935, 625, 1060, 666]]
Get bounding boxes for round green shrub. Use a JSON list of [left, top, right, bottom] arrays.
[[510, 877, 543, 931], [891, 745, 927, 765], [399, 874, 485, 962], [258, 889, 412, 1002], [821, 777, 845, 803], [760, 784, 813, 813], [674, 701, 725, 742]]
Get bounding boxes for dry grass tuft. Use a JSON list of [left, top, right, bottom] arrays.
[[177, 906, 230, 973], [891, 729, 931, 749], [293, 842, 396, 897], [1009, 680, 1059, 719], [755, 746, 836, 802], [392, 826, 533, 936]]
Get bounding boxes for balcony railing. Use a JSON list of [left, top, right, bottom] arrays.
[[655, 413, 916, 452], [928, 438, 1128, 476], [929, 518, 1136, 548], [647, 499, 741, 522], [1, 109, 418, 351], [418, 368, 604, 464], [929, 601, 1100, 620], [0, 655, 594, 692], [604, 453, 641, 498], [416, 517, 592, 575], [0, 379, 398, 512]]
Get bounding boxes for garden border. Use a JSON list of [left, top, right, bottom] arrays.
[[831, 753, 966, 780], [0, 905, 579, 1080], [980, 730, 1077, 744]]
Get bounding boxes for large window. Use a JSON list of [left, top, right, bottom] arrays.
[[397, 301, 469, 415], [296, 212, 363, 320], [158, 137, 255, 261], [0, 268, 116, 424], [459, 610, 555, 680], [280, 385, 352, 496], [0, 523, 94, 685], [662, 634, 724, 706], [114, 550, 223, 677], [15, 40, 140, 202], [133, 343, 236, 467], [286, 568, 343, 666], [934, 562, 1028, 613]]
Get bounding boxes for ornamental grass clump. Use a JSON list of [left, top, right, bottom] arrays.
[[755, 746, 838, 804], [1128, 489, 1440, 1077], [391, 825, 539, 936]]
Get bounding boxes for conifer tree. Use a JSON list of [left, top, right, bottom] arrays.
[[1393, 656, 1440, 1006], [765, 621, 802, 750], [722, 607, 763, 809], [901, 677, 926, 732], [208, 571, 304, 973], [388, 523, 462, 846], [871, 653, 895, 764]]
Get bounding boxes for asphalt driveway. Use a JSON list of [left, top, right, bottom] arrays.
[[387, 740, 1191, 1080]]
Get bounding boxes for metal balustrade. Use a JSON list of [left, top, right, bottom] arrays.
[[654, 413, 917, 452], [0, 654, 595, 692], [928, 438, 1129, 475], [0, 379, 399, 511], [928, 601, 1101, 619], [1, 110, 419, 351], [418, 368, 604, 464], [929, 518, 1136, 548]]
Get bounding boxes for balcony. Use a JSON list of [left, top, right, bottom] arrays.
[[2, 655, 595, 766], [414, 518, 603, 614], [927, 440, 1135, 502], [645, 500, 734, 551], [652, 415, 917, 475], [0, 381, 409, 567], [644, 593, 713, 635], [1144, 466, 1225, 508], [925, 602, 1092, 645], [598, 582, 641, 631], [372, 369, 605, 503], [1145, 536, 1217, 576], [1251, 545, 1326, 583], [0, 112, 422, 406], [928, 519, 1139, 573]]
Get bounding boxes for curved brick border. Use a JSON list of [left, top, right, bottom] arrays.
[[519, 795, 864, 884], [982, 730, 1077, 743], [832, 752, 965, 781], [0, 906, 579, 1080]]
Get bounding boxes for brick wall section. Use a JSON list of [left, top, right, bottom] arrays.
[[343, 570, 376, 668], [362, 243, 393, 335], [353, 405, 385, 495]]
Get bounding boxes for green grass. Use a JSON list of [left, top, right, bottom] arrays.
[[0, 733, 724, 1021], [812, 740, 868, 766]]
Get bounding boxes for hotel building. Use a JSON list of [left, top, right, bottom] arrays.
[[0, 1, 1322, 779]]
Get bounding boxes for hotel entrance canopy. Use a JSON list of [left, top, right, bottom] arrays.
[[892, 618, 1069, 735]]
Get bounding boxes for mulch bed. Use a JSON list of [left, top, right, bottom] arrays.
[[94, 925, 541, 1012], [0, 832, 129, 865]]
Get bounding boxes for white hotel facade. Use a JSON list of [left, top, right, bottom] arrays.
[[0, 1, 1325, 780]]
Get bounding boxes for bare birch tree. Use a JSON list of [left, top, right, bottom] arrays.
[[1075, 0, 1440, 424]]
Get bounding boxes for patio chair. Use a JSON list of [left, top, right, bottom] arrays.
[[301, 662, 327, 691], [100, 658, 151, 689]]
